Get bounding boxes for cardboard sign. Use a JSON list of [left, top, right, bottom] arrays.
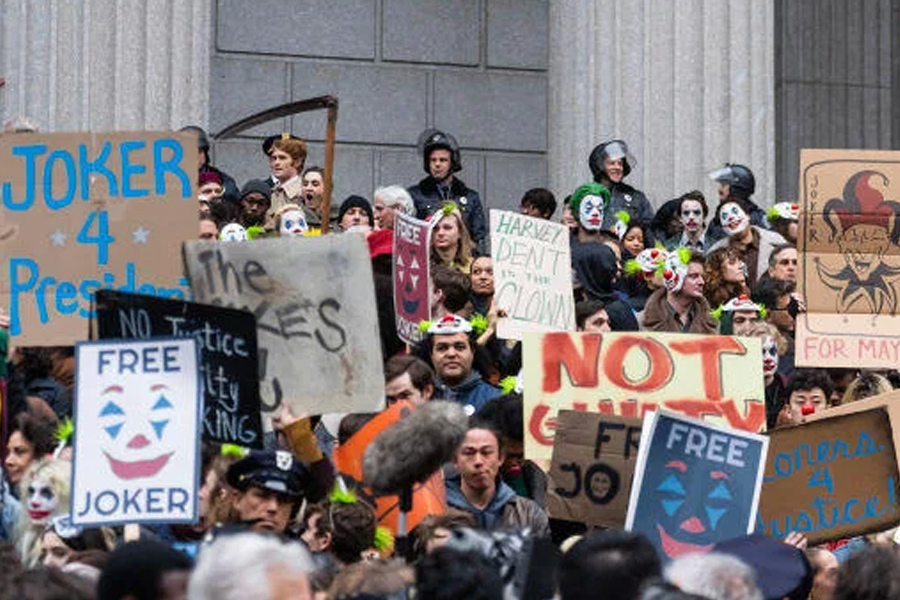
[[393, 212, 431, 344], [333, 401, 446, 534], [523, 331, 765, 462], [757, 398, 900, 544], [626, 410, 768, 560], [797, 149, 900, 367], [0, 132, 197, 345], [183, 235, 384, 417], [94, 290, 263, 448], [547, 411, 642, 528], [490, 210, 574, 339], [71, 338, 201, 526]]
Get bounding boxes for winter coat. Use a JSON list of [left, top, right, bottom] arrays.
[[642, 288, 718, 334], [408, 176, 487, 254], [436, 371, 502, 415], [571, 241, 640, 331], [603, 182, 655, 226], [707, 226, 787, 286], [445, 475, 550, 538]]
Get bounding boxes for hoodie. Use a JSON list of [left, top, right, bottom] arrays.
[[445, 475, 519, 531], [437, 371, 501, 415]]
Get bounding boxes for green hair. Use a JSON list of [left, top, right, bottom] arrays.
[[499, 376, 518, 395], [470, 314, 489, 336], [615, 211, 631, 226], [441, 201, 458, 216], [330, 484, 358, 505], [55, 418, 74, 445], [623, 258, 644, 277], [766, 206, 781, 221], [373, 526, 394, 553], [417, 320, 433, 334], [569, 182, 611, 220], [246, 225, 267, 240], [221, 444, 248, 459], [710, 305, 725, 323]]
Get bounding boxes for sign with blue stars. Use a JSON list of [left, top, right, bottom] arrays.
[[626, 410, 768, 561], [0, 132, 197, 345]]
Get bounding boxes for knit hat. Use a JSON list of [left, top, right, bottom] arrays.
[[198, 171, 222, 187], [367, 228, 393, 259], [339, 195, 374, 227], [240, 179, 272, 202]]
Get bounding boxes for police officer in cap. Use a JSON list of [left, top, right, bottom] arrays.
[[408, 129, 488, 254], [225, 449, 310, 535], [588, 139, 655, 227]]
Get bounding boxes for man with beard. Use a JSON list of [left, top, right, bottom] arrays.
[[238, 180, 271, 229]]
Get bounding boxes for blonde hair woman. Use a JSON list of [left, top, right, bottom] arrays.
[[430, 204, 474, 274]]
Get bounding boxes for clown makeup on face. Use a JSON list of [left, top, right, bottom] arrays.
[[762, 336, 779, 376], [219, 223, 247, 242], [680, 200, 705, 234], [719, 202, 750, 236], [579, 195, 605, 231], [279, 209, 308, 237], [27, 476, 58, 526], [98, 382, 177, 480]]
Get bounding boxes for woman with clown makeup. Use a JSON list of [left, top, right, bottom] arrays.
[[14, 458, 71, 567], [708, 197, 786, 285], [745, 321, 789, 430]]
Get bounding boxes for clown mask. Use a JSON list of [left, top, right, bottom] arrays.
[[680, 200, 705, 234], [661, 253, 689, 293], [720, 202, 750, 236], [219, 223, 247, 242], [762, 336, 779, 376], [279, 209, 308, 237], [579, 195, 605, 231], [27, 476, 58, 526]]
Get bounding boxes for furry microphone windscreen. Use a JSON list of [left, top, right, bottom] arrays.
[[363, 401, 469, 495]]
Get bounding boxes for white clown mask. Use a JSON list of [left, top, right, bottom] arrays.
[[680, 200, 705, 234], [279, 209, 309, 237], [219, 223, 248, 242], [578, 195, 605, 231], [762, 336, 779, 376], [27, 476, 58, 526], [661, 252, 689, 293], [719, 202, 750, 236]]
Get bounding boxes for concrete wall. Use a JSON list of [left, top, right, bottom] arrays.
[[209, 0, 550, 214], [0, 0, 209, 131], [775, 0, 896, 200], [549, 0, 776, 210]]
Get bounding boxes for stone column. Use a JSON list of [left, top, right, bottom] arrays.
[[0, 0, 210, 132], [549, 0, 775, 209]]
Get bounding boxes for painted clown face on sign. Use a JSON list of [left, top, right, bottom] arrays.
[[98, 383, 177, 480], [279, 209, 308, 237], [762, 336, 779, 376], [397, 244, 425, 315], [579, 195, 605, 231], [219, 223, 247, 242], [27, 476, 58, 525], [719, 202, 750, 236], [653, 459, 737, 558]]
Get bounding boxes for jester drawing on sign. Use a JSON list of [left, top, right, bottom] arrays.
[[818, 170, 900, 314]]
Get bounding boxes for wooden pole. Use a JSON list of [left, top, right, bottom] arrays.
[[321, 99, 339, 234]]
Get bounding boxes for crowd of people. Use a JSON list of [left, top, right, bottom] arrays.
[[0, 123, 898, 600]]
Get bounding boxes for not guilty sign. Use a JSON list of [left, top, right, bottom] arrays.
[[523, 331, 765, 462], [0, 132, 198, 345]]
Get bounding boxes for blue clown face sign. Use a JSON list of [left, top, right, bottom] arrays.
[[71, 337, 201, 527], [626, 410, 768, 560]]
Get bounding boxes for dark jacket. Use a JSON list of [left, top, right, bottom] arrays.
[[408, 176, 487, 254], [642, 288, 718, 334], [602, 182, 655, 226], [445, 475, 550, 537], [436, 371, 502, 415], [571, 241, 640, 331]]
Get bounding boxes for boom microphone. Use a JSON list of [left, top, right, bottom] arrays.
[[363, 401, 469, 495]]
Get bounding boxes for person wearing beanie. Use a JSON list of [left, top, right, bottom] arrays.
[[197, 171, 224, 203], [338, 195, 374, 232], [96, 539, 192, 600], [238, 179, 273, 229]]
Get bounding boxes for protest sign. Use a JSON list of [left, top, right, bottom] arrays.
[[0, 132, 197, 345], [490, 210, 574, 339], [547, 411, 642, 528], [183, 235, 384, 417], [333, 401, 445, 534], [393, 212, 431, 344], [523, 331, 765, 462], [94, 290, 263, 448], [71, 338, 201, 526], [626, 410, 768, 560], [796, 149, 900, 367], [757, 395, 900, 544]]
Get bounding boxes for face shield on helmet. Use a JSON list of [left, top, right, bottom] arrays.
[[589, 139, 636, 181], [708, 164, 755, 195]]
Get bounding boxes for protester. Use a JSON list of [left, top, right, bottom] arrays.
[[767, 201, 800, 244], [713, 295, 766, 336], [806, 547, 839, 600], [779, 369, 835, 426], [97, 539, 192, 600], [373, 185, 414, 230], [327, 559, 414, 600], [338, 195, 374, 233], [430, 204, 475, 273], [415, 547, 504, 600], [520, 187, 557, 220], [265, 134, 309, 229], [746, 321, 789, 429], [704, 246, 750, 309], [180, 125, 239, 202], [5, 412, 57, 492], [666, 190, 717, 252], [841, 370, 893, 404], [575, 299, 612, 333], [706, 163, 768, 237], [709, 197, 787, 284], [766, 243, 798, 281], [16, 459, 71, 567], [559, 530, 661, 600], [469, 255, 494, 316], [384, 355, 435, 407], [644, 249, 717, 333], [446, 421, 549, 536], [665, 552, 764, 600]]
